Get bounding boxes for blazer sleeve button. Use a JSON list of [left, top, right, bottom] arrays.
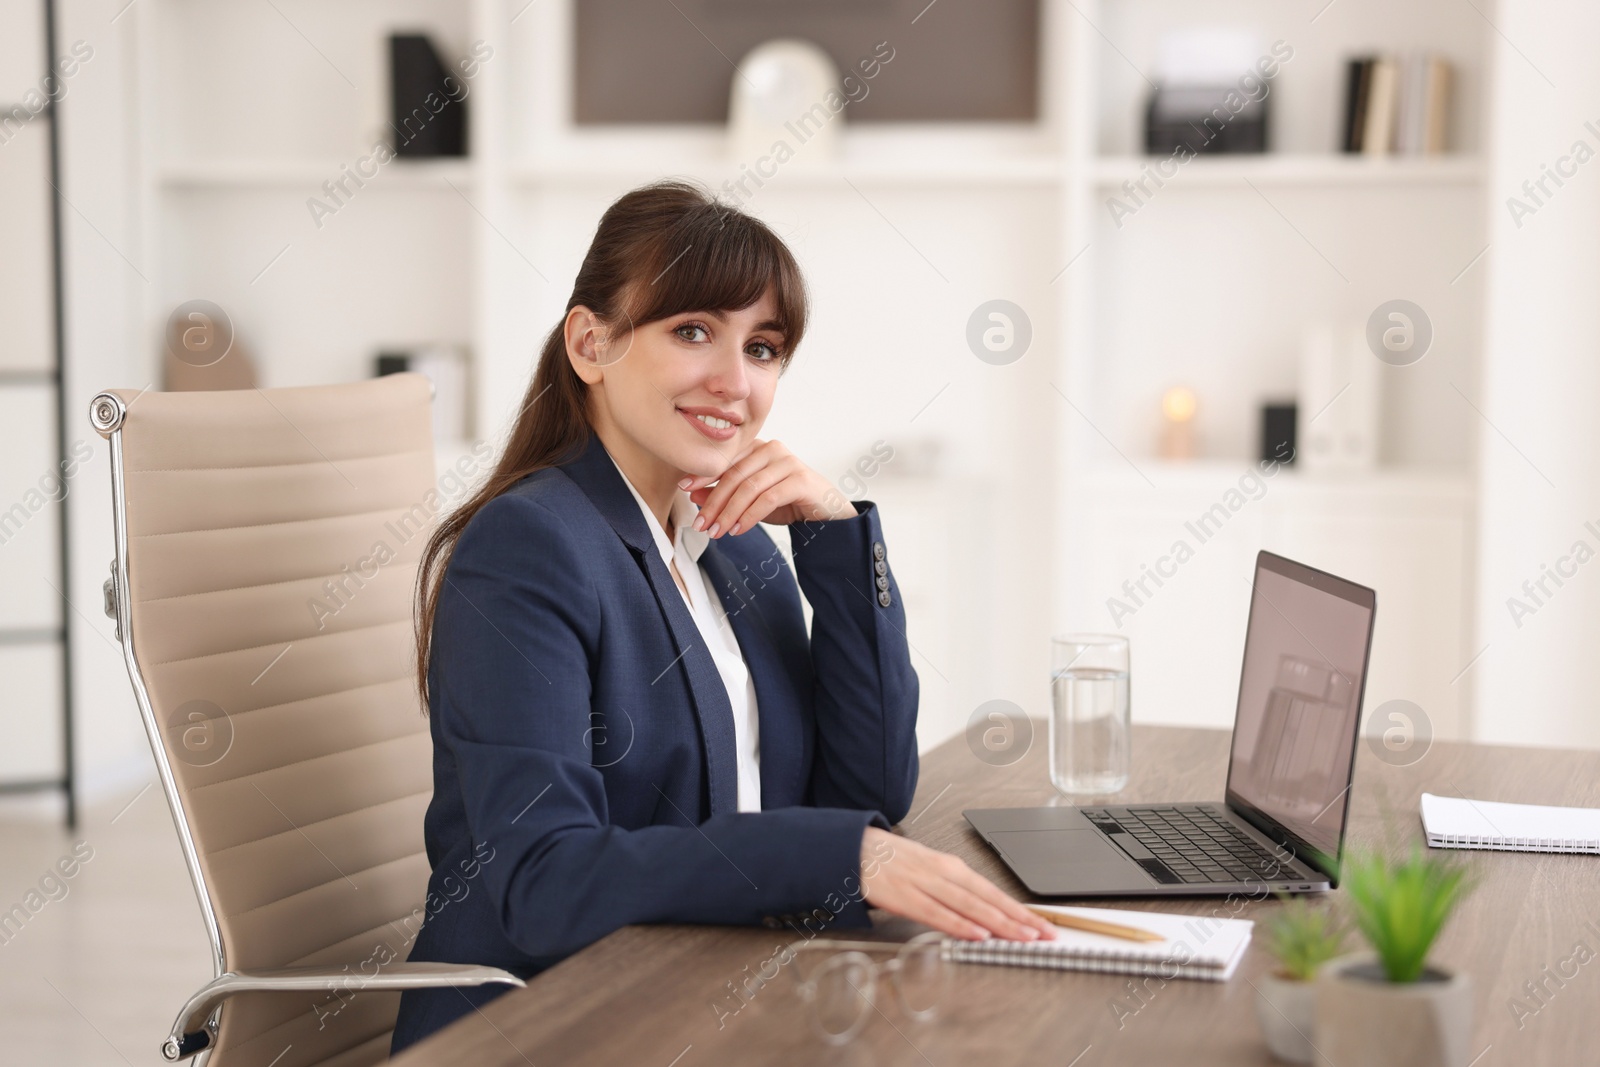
[[878, 590, 892, 608], [872, 541, 886, 562], [875, 575, 890, 592], [874, 560, 888, 576]]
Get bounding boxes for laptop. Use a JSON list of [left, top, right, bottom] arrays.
[[966, 550, 1377, 896]]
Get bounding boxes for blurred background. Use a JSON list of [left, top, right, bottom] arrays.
[[1, 0, 1597, 1055]]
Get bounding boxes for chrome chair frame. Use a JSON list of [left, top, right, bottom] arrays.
[[89, 390, 522, 1064]]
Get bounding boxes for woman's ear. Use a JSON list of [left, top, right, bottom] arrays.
[[565, 306, 608, 385]]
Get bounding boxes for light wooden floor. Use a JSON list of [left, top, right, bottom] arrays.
[[0, 781, 214, 1065]]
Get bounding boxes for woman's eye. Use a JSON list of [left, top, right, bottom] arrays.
[[675, 323, 709, 343], [746, 341, 780, 362]]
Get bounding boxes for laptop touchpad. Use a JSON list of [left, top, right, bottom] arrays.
[[989, 829, 1155, 893]]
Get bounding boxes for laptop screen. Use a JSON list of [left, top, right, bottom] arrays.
[[1224, 552, 1376, 870]]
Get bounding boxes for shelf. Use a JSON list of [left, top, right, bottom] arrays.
[[162, 153, 1480, 191], [507, 125, 1064, 188], [157, 149, 1483, 195], [1092, 154, 1484, 189], [158, 158, 474, 189], [504, 150, 1482, 191], [510, 155, 1064, 188], [1073, 459, 1474, 501]]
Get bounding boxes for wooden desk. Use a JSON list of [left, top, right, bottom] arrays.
[[393, 725, 1600, 1066]]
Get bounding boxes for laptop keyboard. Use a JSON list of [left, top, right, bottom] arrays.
[[1082, 806, 1291, 885]]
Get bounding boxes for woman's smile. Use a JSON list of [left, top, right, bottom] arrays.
[[677, 404, 742, 442]]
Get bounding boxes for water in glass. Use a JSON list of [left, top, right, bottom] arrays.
[[1050, 665, 1130, 794]]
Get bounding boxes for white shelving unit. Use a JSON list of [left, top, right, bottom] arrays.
[[1091, 154, 1483, 187], [508, 156, 1068, 188], [157, 158, 474, 189], [1055, 0, 1485, 740], [129, 0, 1489, 747]]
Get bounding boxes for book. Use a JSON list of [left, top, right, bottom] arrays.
[[1423, 56, 1452, 154], [1394, 53, 1453, 155], [1342, 57, 1374, 152], [1395, 54, 1428, 155], [942, 905, 1252, 982], [1362, 57, 1399, 156], [1421, 792, 1600, 853]]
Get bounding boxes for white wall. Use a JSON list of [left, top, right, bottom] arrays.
[[1472, 0, 1600, 748], [58, 0, 155, 803]]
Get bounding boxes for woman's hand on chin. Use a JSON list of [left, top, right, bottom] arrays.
[[682, 439, 857, 538], [857, 827, 1058, 942]]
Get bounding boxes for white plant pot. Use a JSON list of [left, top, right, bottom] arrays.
[[1314, 953, 1473, 1067], [1254, 972, 1317, 1063]]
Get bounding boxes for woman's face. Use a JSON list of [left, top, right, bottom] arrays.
[[568, 289, 787, 482]]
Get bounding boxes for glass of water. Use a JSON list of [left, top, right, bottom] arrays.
[[1050, 634, 1131, 795]]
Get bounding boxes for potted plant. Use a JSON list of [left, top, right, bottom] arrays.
[[1315, 846, 1474, 1067], [1254, 896, 1346, 1063]]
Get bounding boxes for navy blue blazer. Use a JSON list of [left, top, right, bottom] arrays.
[[390, 433, 920, 1053]]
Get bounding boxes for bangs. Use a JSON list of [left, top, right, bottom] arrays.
[[618, 198, 808, 361]]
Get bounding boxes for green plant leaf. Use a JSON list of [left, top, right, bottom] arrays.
[[1262, 895, 1347, 981], [1341, 845, 1470, 983]]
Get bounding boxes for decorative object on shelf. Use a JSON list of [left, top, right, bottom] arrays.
[[1147, 86, 1268, 155], [1343, 54, 1452, 155], [1145, 28, 1273, 155], [1259, 402, 1296, 465], [1299, 325, 1379, 472], [729, 39, 842, 166], [389, 34, 467, 158], [1254, 896, 1346, 1063], [375, 344, 470, 442], [1315, 847, 1474, 1067], [1158, 385, 1198, 460]]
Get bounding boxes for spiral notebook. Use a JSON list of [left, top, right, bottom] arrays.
[[942, 905, 1252, 982], [1421, 792, 1600, 854]]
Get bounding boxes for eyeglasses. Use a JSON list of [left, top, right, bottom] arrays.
[[787, 932, 949, 1045]]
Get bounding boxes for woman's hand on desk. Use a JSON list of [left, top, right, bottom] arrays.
[[683, 439, 856, 538], [858, 828, 1057, 942]]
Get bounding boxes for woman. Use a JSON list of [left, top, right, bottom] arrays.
[[392, 181, 1053, 1053]]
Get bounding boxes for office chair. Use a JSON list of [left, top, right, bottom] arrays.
[[89, 374, 521, 1066]]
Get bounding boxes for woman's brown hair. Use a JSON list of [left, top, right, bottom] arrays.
[[413, 179, 809, 703]]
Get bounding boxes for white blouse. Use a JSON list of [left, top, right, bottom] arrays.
[[611, 460, 762, 812]]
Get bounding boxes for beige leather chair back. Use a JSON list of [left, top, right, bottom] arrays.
[[102, 374, 439, 1066]]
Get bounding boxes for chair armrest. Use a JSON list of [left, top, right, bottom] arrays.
[[163, 962, 525, 1061]]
